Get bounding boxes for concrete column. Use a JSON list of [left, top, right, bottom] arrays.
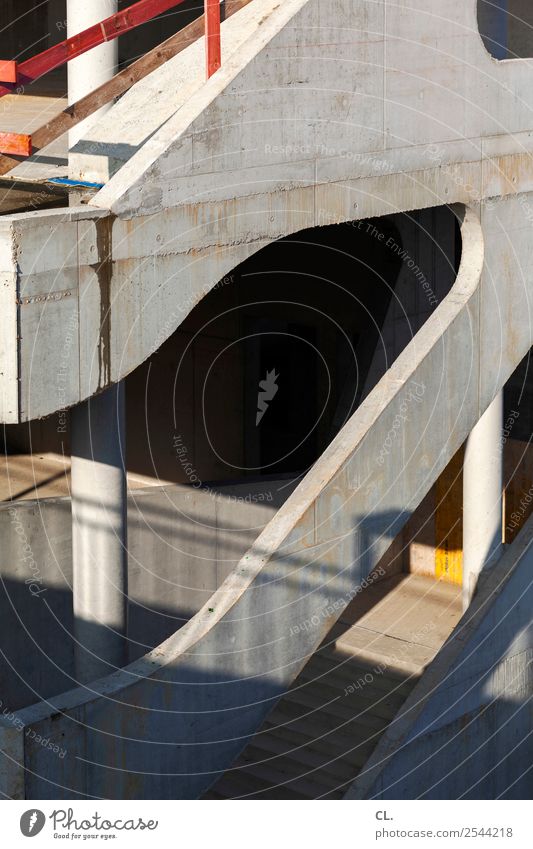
[[462, 393, 504, 610], [71, 384, 128, 684], [67, 1, 118, 154]]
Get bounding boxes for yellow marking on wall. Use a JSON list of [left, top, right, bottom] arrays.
[[435, 448, 463, 585]]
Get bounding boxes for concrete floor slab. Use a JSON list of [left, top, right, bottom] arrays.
[[339, 574, 463, 651], [0, 452, 167, 501], [1, 94, 68, 181]]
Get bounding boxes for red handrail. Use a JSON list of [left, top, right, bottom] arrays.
[[0, 0, 224, 159], [0, 0, 188, 98], [205, 0, 222, 78]]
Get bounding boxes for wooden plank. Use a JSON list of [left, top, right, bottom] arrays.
[[0, 132, 32, 157], [205, 0, 222, 78], [0, 0, 252, 177]]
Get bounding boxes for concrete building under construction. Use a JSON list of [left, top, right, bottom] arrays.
[[0, 0, 532, 800]]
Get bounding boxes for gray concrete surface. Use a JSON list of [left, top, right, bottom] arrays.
[[0, 452, 171, 502], [347, 511, 533, 800], [0, 476, 292, 712], [206, 574, 463, 799]]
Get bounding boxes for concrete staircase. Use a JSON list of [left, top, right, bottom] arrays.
[[205, 574, 462, 799]]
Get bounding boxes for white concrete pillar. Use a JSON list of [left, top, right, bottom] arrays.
[[462, 393, 504, 610], [71, 384, 128, 684], [67, 1, 118, 154]]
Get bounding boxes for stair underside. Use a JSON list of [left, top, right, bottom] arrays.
[[204, 573, 462, 799]]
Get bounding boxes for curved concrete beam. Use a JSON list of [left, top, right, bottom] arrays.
[[0, 205, 491, 800]]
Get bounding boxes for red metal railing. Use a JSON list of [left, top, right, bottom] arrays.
[[205, 0, 222, 77], [0, 0, 222, 158]]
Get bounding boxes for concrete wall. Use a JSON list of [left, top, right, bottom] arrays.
[[348, 511, 533, 800], [6, 1, 533, 422], [0, 205, 486, 800], [0, 477, 292, 712]]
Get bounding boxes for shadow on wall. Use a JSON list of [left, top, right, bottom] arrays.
[[1, 514, 531, 800], [0, 648, 412, 800], [350, 517, 533, 801], [0, 476, 297, 711], [0, 499, 411, 714], [0, 503, 442, 762], [0, 517, 406, 801]]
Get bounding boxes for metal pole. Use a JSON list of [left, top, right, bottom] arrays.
[[462, 392, 504, 611], [205, 0, 221, 78], [71, 384, 128, 684]]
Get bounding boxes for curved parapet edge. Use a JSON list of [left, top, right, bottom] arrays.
[[1, 205, 486, 800], [345, 511, 533, 800]]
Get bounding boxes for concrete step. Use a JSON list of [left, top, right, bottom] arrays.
[[244, 736, 358, 782], [323, 623, 434, 673], [308, 648, 420, 692], [262, 713, 379, 763], [205, 574, 463, 800], [205, 768, 307, 800], [285, 678, 404, 722], [260, 717, 376, 760], [233, 754, 341, 798], [300, 653, 416, 698], [269, 688, 391, 734]]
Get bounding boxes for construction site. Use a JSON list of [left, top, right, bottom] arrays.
[[0, 0, 531, 801]]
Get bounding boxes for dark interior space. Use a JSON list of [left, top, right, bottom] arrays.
[[478, 0, 533, 60], [2, 208, 461, 489], [120, 216, 404, 481]]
